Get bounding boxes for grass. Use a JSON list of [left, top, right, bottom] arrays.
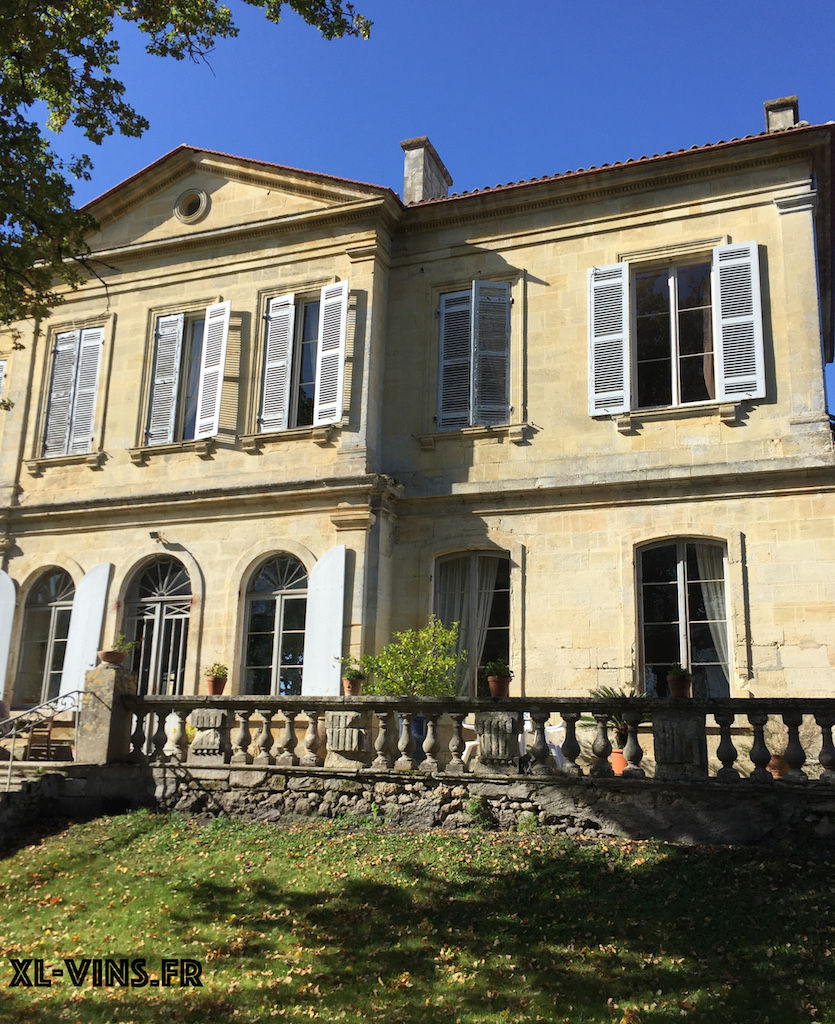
[[0, 810, 833, 1023]]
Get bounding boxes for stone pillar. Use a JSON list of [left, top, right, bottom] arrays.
[[75, 664, 136, 764], [473, 711, 520, 776], [187, 708, 232, 766], [400, 137, 453, 204], [324, 708, 372, 768], [652, 710, 708, 781]]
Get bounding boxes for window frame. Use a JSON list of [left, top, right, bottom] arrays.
[[588, 241, 765, 417], [41, 325, 105, 458], [242, 555, 308, 696], [257, 281, 349, 436], [124, 557, 192, 697], [636, 538, 732, 698], [436, 280, 513, 431], [14, 569, 76, 707], [145, 300, 231, 447]]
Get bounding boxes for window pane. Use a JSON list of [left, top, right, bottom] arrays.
[[637, 358, 672, 407], [689, 622, 721, 664], [678, 307, 712, 356], [643, 624, 681, 664], [246, 667, 272, 696], [641, 545, 677, 583], [279, 668, 302, 696], [635, 270, 669, 314], [182, 319, 204, 441], [246, 634, 274, 668], [249, 599, 276, 633], [280, 633, 305, 666], [642, 583, 678, 623], [636, 312, 671, 360], [677, 263, 711, 310], [283, 597, 306, 631], [679, 353, 712, 404]]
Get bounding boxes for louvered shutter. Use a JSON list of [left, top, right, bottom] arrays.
[[147, 313, 185, 445], [0, 360, 6, 401], [260, 294, 296, 432], [438, 290, 472, 429], [588, 264, 630, 416], [713, 242, 765, 401], [0, 570, 15, 699], [313, 281, 348, 426], [43, 330, 80, 455], [301, 545, 345, 696], [67, 327, 104, 454], [472, 281, 511, 425], [194, 300, 231, 439]]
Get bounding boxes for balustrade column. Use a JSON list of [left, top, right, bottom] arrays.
[[747, 712, 773, 783], [370, 711, 395, 770], [164, 708, 190, 762], [127, 711, 149, 764], [528, 710, 554, 777], [231, 710, 253, 765], [782, 711, 808, 783], [622, 711, 645, 779], [300, 711, 322, 767], [149, 706, 173, 763], [254, 710, 276, 766], [420, 714, 441, 773], [590, 713, 614, 778], [560, 710, 583, 776], [815, 712, 835, 785], [446, 713, 466, 774], [714, 711, 740, 782], [275, 710, 299, 766], [395, 713, 417, 770]]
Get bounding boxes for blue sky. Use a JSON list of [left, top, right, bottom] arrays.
[[47, 0, 835, 396]]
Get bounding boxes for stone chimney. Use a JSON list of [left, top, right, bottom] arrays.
[[764, 95, 799, 132], [400, 137, 453, 204]]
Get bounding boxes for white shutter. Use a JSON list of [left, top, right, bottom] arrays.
[[313, 281, 348, 426], [472, 281, 511, 425], [43, 330, 80, 456], [0, 570, 15, 698], [0, 360, 6, 400], [194, 300, 231, 439], [713, 242, 765, 401], [301, 545, 345, 697], [588, 264, 630, 416], [147, 313, 185, 445], [59, 562, 111, 697], [67, 327, 104, 454], [438, 290, 472, 430], [260, 293, 296, 432]]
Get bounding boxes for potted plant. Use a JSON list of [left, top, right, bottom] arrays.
[[590, 684, 644, 775], [484, 658, 513, 698], [98, 634, 139, 666], [205, 662, 228, 695], [339, 656, 365, 696], [666, 662, 691, 698], [361, 617, 463, 764]]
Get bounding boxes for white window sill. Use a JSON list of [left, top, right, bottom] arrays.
[[606, 402, 743, 435], [417, 422, 528, 450], [128, 437, 216, 465], [26, 451, 105, 476], [241, 422, 341, 451]]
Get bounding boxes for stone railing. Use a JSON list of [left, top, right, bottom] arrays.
[[119, 690, 835, 785]]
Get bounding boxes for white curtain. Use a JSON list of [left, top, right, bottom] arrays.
[[694, 543, 729, 695], [436, 557, 470, 695], [474, 555, 500, 669]]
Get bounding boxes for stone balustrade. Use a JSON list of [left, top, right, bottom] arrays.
[[120, 692, 835, 785]]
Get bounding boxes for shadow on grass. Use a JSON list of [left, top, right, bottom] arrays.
[[3, 819, 834, 1024]]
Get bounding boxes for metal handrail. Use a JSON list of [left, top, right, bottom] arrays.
[[2, 691, 82, 793]]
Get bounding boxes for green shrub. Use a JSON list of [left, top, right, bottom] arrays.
[[361, 616, 463, 697]]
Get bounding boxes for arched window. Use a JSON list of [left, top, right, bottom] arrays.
[[434, 551, 510, 696], [637, 539, 730, 698], [243, 555, 308, 695], [15, 569, 75, 706], [125, 558, 191, 696]]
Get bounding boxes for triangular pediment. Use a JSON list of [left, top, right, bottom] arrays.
[[83, 146, 393, 251]]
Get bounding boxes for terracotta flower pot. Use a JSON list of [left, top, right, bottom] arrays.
[[488, 675, 511, 698], [98, 650, 128, 666], [206, 675, 226, 695], [767, 754, 789, 779], [666, 674, 691, 698], [611, 748, 628, 776], [342, 676, 363, 696]]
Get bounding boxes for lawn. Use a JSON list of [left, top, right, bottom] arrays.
[[0, 810, 832, 1023]]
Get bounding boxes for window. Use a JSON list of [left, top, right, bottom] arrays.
[[146, 300, 230, 445], [43, 327, 104, 456], [125, 558, 191, 696], [243, 555, 308, 695], [437, 281, 511, 430], [435, 552, 510, 695], [588, 242, 765, 415], [15, 569, 75, 705], [260, 281, 348, 432], [638, 540, 730, 699]]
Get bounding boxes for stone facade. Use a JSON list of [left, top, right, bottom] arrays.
[[1, 108, 834, 708]]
